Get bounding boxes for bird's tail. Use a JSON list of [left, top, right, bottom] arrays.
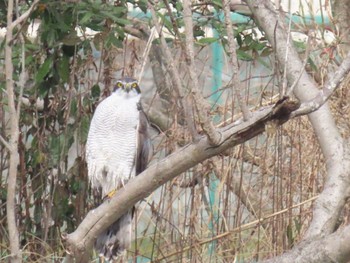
[[95, 210, 133, 261]]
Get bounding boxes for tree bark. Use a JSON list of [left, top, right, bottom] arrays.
[[3, 1, 40, 262], [261, 224, 350, 263], [5, 0, 21, 261], [246, 0, 350, 241], [183, 0, 222, 145], [333, 0, 350, 55]]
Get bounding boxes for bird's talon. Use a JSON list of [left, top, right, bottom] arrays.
[[103, 189, 117, 201]]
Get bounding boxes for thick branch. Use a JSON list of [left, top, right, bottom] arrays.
[[261, 224, 350, 263], [246, 0, 350, 241], [64, 97, 299, 259], [183, 0, 222, 145], [333, 0, 350, 55], [5, 2, 39, 262], [5, 0, 21, 262]]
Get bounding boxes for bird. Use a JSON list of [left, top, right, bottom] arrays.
[[86, 77, 151, 261]]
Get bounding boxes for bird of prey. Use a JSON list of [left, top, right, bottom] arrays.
[[86, 77, 151, 261]]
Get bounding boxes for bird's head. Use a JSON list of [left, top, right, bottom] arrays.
[[113, 77, 141, 96]]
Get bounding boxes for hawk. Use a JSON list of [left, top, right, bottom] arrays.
[[86, 77, 151, 260]]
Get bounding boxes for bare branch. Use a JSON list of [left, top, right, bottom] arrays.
[[64, 97, 299, 259], [137, 26, 156, 84], [16, 32, 26, 122], [261, 224, 350, 263], [148, 1, 198, 140], [287, 31, 314, 96], [3, 1, 39, 262], [291, 51, 350, 117], [5, 0, 21, 261], [182, 0, 222, 145], [246, 0, 350, 243], [281, 7, 293, 95], [124, 21, 173, 101], [223, 0, 251, 120], [155, 195, 318, 262], [0, 135, 10, 150], [10, 0, 40, 30]]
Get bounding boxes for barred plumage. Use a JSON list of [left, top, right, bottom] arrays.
[[86, 77, 151, 261]]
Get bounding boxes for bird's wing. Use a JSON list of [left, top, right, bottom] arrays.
[[136, 104, 152, 175]]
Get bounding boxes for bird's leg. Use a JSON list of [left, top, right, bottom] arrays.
[[102, 179, 129, 201], [102, 189, 117, 201]]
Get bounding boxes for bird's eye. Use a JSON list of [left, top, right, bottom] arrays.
[[114, 82, 123, 91], [131, 83, 138, 89]]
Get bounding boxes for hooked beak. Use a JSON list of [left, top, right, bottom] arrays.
[[125, 83, 131, 93]]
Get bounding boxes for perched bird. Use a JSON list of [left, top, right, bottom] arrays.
[[86, 77, 151, 261]]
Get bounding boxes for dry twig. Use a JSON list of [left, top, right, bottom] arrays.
[[223, 0, 251, 120]]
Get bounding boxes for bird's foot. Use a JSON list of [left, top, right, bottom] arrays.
[[103, 189, 117, 201]]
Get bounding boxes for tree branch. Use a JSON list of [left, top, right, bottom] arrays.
[[137, 26, 156, 83], [0, 135, 10, 151], [5, 0, 21, 261], [261, 224, 350, 263], [148, 1, 199, 140], [182, 0, 222, 145], [5, 1, 39, 262], [64, 97, 299, 260], [223, 0, 251, 120], [291, 51, 350, 117], [154, 195, 318, 262], [9, 0, 40, 30], [246, 0, 350, 243]]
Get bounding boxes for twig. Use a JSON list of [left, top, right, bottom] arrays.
[[282, 7, 293, 95], [9, 0, 39, 31], [137, 26, 157, 84], [287, 30, 314, 96], [245, 0, 350, 242], [152, 195, 319, 262], [183, 0, 222, 145], [222, 0, 251, 120], [0, 135, 10, 150], [148, 1, 198, 140], [163, 0, 186, 51], [291, 51, 350, 117], [16, 30, 26, 121]]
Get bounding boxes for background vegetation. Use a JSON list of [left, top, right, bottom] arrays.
[[1, 0, 350, 262]]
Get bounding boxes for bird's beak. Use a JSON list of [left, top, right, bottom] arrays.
[[125, 83, 131, 93]]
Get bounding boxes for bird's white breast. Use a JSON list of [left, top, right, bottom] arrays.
[[86, 92, 141, 196]]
